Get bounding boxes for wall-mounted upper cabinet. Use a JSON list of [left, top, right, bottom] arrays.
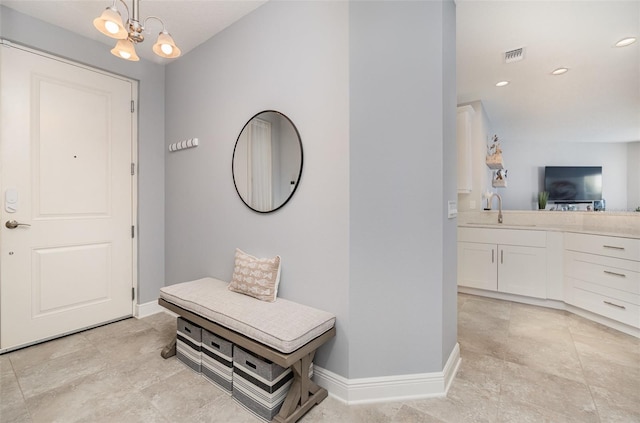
[[457, 106, 474, 194]]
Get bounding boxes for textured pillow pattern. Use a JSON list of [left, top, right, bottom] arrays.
[[228, 248, 281, 302]]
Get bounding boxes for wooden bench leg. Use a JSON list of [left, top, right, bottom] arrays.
[[161, 336, 177, 359], [273, 351, 328, 423]]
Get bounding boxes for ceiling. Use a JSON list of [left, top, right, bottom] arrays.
[[2, 1, 639, 146], [457, 0, 639, 145], [0, 0, 267, 63]]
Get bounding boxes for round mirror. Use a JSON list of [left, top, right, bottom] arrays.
[[232, 111, 303, 213]]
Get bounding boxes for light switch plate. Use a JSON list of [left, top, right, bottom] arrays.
[[448, 201, 457, 219]]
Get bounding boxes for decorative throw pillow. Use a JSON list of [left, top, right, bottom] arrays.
[[228, 248, 281, 302]]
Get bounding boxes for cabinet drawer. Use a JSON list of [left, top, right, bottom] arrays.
[[568, 278, 640, 328], [571, 278, 640, 306], [565, 233, 640, 261], [564, 251, 640, 296], [458, 227, 546, 247]]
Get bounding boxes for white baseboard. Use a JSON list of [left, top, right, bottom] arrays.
[[313, 343, 460, 405], [458, 287, 566, 310], [135, 300, 177, 319], [566, 304, 640, 338]]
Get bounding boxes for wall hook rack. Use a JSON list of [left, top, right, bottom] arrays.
[[169, 138, 199, 152]]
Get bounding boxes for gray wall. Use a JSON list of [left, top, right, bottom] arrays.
[[164, 1, 350, 376], [456, 98, 633, 212], [348, 0, 456, 377], [165, 0, 457, 379], [499, 140, 630, 211], [441, 0, 458, 367], [0, 6, 166, 304]]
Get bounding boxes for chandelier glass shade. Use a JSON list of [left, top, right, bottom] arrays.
[[93, 7, 128, 39], [152, 31, 181, 59], [93, 0, 181, 61], [111, 39, 140, 61]]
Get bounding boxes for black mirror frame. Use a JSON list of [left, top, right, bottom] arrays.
[[232, 110, 304, 214]]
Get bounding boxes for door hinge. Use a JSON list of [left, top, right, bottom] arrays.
[[131, 100, 135, 113], [132, 287, 135, 301], [131, 163, 135, 175], [131, 225, 135, 238]]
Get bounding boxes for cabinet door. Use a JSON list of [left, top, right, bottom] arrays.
[[458, 242, 497, 290], [498, 245, 547, 298]]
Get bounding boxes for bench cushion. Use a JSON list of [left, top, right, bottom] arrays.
[[159, 278, 336, 354]]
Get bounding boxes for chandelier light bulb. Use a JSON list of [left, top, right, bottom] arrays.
[[161, 43, 173, 55], [105, 20, 120, 34]]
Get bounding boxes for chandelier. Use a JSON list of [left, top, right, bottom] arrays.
[[93, 0, 181, 61]]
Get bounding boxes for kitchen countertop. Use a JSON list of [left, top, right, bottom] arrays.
[[457, 210, 640, 240], [458, 222, 640, 240]]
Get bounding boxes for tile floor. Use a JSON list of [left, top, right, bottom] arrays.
[[1, 294, 639, 422]]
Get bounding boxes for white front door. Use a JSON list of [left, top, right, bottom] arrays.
[[0, 43, 136, 350]]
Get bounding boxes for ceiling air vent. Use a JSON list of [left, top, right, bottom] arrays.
[[504, 47, 525, 63]]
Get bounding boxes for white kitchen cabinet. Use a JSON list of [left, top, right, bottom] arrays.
[[457, 105, 474, 194], [498, 244, 547, 297], [458, 241, 497, 290], [564, 233, 640, 329], [458, 227, 548, 299]]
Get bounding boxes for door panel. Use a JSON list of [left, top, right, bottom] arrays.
[[36, 75, 111, 216], [0, 44, 135, 350], [34, 243, 111, 315]]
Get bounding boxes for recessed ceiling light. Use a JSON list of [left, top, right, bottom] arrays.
[[551, 67, 569, 75], [615, 37, 637, 47], [495, 81, 509, 87]]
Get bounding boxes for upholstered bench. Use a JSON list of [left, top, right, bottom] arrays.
[[158, 277, 336, 423]]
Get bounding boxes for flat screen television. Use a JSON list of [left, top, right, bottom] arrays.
[[544, 166, 602, 203]]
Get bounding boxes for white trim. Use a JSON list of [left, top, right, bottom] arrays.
[[130, 78, 139, 319], [0, 39, 133, 82], [566, 304, 640, 338], [135, 300, 178, 319], [458, 287, 565, 310], [312, 343, 460, 405]]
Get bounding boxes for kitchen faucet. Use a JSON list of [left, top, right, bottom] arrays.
[[489, 193, 503, 223]]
